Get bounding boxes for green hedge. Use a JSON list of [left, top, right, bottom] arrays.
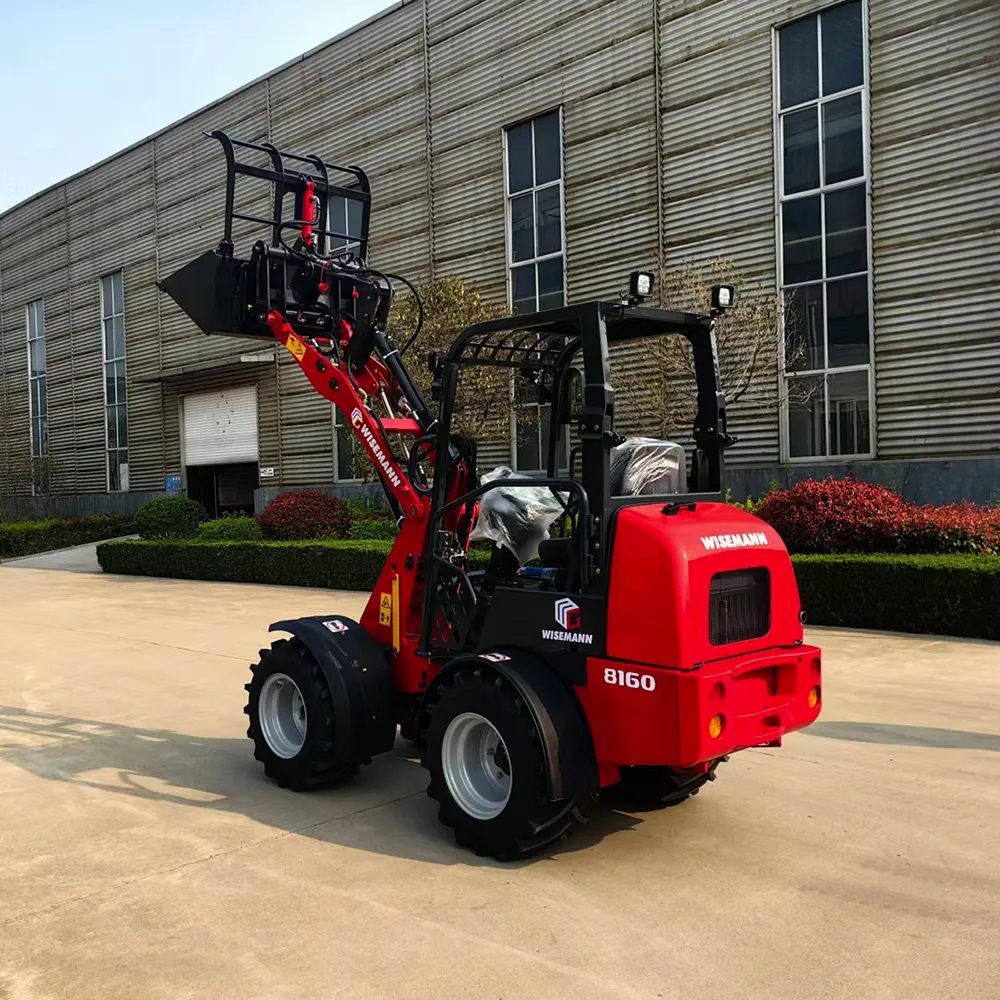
[[794, 553, 1000, 641], [348, 516, 398, 541], [197, 516, 264, 541], [0, 514, 134, 559], [97, 539, 396, 590], [96, 540, 999, 641], [135, 496, 208, 539]]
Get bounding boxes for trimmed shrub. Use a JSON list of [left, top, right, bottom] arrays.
[[795, 553, 1000, 641], [902, 502, 1000, 556], [348, 516, 398, 541], [197, 516, 263, 541], [754, 477, 1000, 556], [0, 513, 134, 558], [754, 477, 911, 554], [96, 539, 454, 591], [258, 490, 351, 541], [346, 495, 389, 518], [134, 497, 208, 539]]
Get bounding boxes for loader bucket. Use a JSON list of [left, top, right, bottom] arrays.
[[157, 249, 270, 341]]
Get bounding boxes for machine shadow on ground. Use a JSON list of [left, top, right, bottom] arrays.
[[803, 721, 1000, 752], [0, 705, 641, 867]]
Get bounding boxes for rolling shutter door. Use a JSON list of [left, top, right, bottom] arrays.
[[183, 386, 259, 466]]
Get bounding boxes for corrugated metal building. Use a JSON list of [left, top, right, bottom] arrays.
[[1, 0, 997, 515]]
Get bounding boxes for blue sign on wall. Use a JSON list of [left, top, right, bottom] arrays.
[[165, 474, 183, 493]]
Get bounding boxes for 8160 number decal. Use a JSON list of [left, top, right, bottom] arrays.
[[603, 667, 656, 692]]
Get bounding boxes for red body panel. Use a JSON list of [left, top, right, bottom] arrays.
[[607, 503, 804, 669], [577, 502, 822, 780], [578, 646, 822, 776]]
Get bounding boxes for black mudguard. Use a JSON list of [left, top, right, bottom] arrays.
[[420, 649, 598, 802], [269, 615, 396, 765]]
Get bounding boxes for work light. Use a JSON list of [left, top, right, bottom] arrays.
[[629, 271, 655, 302], [711, 284, 736, 312]]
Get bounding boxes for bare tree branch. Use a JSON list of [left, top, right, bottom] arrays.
[[616, 257, 807, 440]]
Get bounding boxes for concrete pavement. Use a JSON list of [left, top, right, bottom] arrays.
[[0, 567, 997, 999], [0, 535, 135, 573]]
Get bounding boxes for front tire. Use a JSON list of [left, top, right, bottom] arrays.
[[424, 667, 586, 860], [245, 638, 357, 790]]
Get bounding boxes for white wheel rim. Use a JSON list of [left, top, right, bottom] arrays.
[[259, 673, 307, 759], [441, 712, 512, 820]]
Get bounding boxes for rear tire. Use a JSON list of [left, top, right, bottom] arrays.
[[245, 638, 357, 791], [611, 760, 723, 810], [424, 667, 587, 861]]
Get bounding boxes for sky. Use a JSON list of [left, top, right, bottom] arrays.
[[0, 0, 394, 213]]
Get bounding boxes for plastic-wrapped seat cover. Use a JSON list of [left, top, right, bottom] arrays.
[[470, 438, 685, 565], [610, 437, 687, 496], [468, 467, 566, 565]]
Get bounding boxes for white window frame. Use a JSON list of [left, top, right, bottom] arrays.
[[331, 407, 362, 483], [26, 299, 47, 460], [327, 189, 364, 257], [100, 270, 129, 492], [502, 107, 570, 474], [773, 0, 876, 464]]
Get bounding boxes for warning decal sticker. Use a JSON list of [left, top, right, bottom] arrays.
[[285, 334, 307, 362]]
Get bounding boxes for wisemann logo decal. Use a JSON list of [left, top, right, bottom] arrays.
[[554, 597, 580, 630], [541, 597, 593, 645], [541, 628, 594, 644], [700, 532, 769, 551], [350, 407, 402, 489]]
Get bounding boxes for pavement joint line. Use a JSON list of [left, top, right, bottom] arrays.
[[0, 617, 249, 662], [1, 788, 426, 931]]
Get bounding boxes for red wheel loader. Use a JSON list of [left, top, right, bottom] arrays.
[[159, 133, 822, 859]]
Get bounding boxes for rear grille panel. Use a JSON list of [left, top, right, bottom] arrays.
[[709, 568, 771, 646]]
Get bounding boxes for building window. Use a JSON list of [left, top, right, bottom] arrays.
[[504, 110, 566, 314], [101, 271, 129, 491], [328, 192, 364, 256], [332, 408, 360, 482], [777, 0, 872, 461], [504, 110, 567, 471], [27, 300, 47, 458]]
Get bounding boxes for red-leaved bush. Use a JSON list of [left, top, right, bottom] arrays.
[[902, 502, 1000, 555], [257, 490, 351, 541], [753, 478, 909, 553], [753, 478, 1000, 555]]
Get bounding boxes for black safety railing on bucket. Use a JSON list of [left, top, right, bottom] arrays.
[[206, 130, 372, 259]]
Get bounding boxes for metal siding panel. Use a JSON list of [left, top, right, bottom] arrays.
[[870, 0, 1000, 459], [868, 0, 997, 39], [431, 36, 651, 154], [278, 355, 335, 485], [427, 0, 505, 38], [67, 260, 105, 493], [258, 363, 280, 475], [656, 0, 824, 465], [431, 1, 654, 304], [124, 258, 164, 491], [430, 0, 646, 116], [429, 0, 658, 460]]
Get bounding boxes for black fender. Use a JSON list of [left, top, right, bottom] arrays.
[[419, 648, 598, 802], [269, 615, 396, 765]]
